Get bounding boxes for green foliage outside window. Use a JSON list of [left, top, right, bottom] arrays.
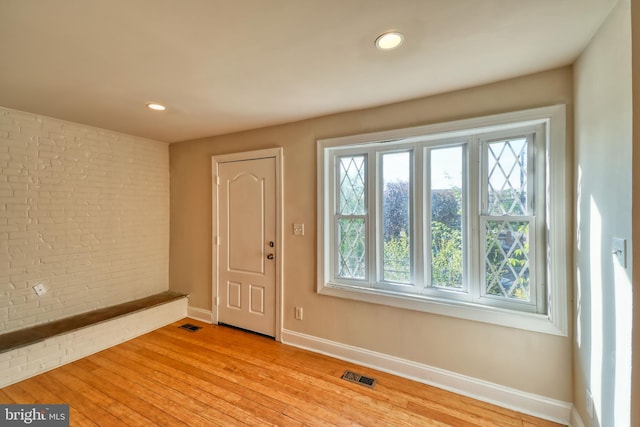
[[383, 231, 410, 282], [431, 221, 463, 287]]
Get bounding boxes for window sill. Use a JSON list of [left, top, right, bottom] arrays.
[[319, 282, 567, 336]]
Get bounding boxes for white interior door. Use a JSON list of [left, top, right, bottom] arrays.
[[217, 156, 277, 337]]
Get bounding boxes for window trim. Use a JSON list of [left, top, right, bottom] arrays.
[[317, 105, 568, 336]]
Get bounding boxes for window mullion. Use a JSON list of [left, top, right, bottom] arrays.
[[422, 147, 432, 291], [526, 133, 536, 215], [331, 152, 341, 282], [533, 125, 547, 313], [527, 132, 544, 307], [468, 137, 481, 301]]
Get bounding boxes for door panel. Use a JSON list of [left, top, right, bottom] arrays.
[[227, 281, 241, 309], [218, 157, 276, 337], [250, 285, 265, 314], [228, 173, 265, 274]]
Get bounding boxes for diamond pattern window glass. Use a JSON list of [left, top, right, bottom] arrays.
[[338, 156, 366, 215], [337, 218, 366, 279], [481, 133, 537, 309], [487, 138, 528, 216], [483, 219, 532, 301], [336, 155, 368, 281]]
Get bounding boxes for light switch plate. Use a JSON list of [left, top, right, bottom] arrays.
[[612, 237, 627, 268]]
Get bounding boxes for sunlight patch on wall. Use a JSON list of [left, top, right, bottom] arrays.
[[613, 249, 632, 425], [588, 196, 603, 421], [575, 166, 583, 349]]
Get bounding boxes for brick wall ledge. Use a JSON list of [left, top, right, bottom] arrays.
[[0, 291, 188, 354]]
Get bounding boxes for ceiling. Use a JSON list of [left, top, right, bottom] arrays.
[[0, 0, 617, 143]]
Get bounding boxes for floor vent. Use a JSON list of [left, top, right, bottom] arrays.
[[178, 323, 202, 332], [341, 370, 376, 388]]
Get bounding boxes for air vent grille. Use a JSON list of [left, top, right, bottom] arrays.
[[341, 370, 376, 388], [178, 323, 202, 332]]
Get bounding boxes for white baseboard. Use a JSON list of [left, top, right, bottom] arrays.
[[570, 406, 587, 427], [0, 298, 188, 388], [281, 328, 571, 425], [187, 306, 214, 323]]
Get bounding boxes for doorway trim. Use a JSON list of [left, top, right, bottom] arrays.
[[211, 147, 283, 341]]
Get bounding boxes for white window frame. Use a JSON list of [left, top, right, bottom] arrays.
[[317, 105, 568, 336]]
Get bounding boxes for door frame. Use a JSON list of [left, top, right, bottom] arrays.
[[211, 147, 283, 341]]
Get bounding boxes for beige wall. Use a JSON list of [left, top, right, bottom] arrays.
[[1, 107, 170, 334], [574, 1, 633, 426], [169, 67, 574, 400]]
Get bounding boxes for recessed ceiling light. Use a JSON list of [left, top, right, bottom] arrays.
[[375, 31, 404, 50], [146, 102, 166, 111]]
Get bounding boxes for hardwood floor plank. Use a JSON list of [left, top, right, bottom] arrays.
[[98, 348, 284, 427], [0, 320, 565, 427], [52, 366, 154, 426], [106, 344, 304, 427], [522, 414, 567, 427], [2, 383, 33, 403], [30, 371, 125, 426], [70, 356, 102, 373], [60, 363, 184, 427], [10, 380, 63, 405], [0, 389, 16, 403], [67, 408, 99, 427], [82, 357, 232, 427], [127, 333, 362, 426], [120, 341, 287, 412], [2, 380, 98, 426]]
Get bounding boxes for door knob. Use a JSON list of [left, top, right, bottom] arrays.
[[267, 254, 274, 260]]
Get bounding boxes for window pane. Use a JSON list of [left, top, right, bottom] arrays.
[[487, 138, 528, 215], [338, 156, 366, 215], [430, 146, 463, 288], [337, 218, 366, 279], [382, 152, 411, 283], [484, 220, 530, 301]]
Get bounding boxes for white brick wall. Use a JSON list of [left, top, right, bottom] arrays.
[[0, 107, 170, 333], [0, 297, 187, 388]]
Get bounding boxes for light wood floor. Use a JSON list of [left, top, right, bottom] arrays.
[[1, 320, 565, 426]]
